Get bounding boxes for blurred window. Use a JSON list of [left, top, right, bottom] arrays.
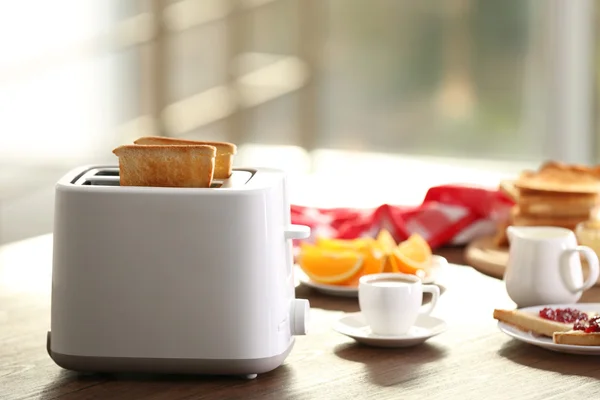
[[1, 0, 598, 243], [0, 0, 597, 166]]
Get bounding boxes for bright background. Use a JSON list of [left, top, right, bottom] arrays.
[[0, 0, 598, 244]]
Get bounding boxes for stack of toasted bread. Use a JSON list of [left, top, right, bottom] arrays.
[[494, 308, 600, 346], [112, 136, 237, 188], [494, 161, 600, 247]]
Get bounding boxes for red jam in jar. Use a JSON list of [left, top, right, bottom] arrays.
[[574, 316, 600, 333], [538, 307, 588, 324]]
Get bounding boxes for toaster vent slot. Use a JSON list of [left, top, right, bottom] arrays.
[[95, 169, 119, 176], [71, 167, 255, 187], [81, 177, 120, 186], [73, 167, 121, 186]]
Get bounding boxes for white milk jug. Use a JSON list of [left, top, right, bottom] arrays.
[[504, 226, 600, 308]]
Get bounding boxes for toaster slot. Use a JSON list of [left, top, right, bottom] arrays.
[[82, 176, 120, 186], [219, 170, 254, 188], [69, 166, 255, 187], [73, 167, 121, 186], [94, 168, 119, 176]]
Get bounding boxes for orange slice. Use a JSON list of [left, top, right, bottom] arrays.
[[313, 237, 386, 286], [376, 229, 397, 273], [382, 257, 394, 273], [340, 244, 386, 287], [390, 233, 432, 277], [298, 244, 364, 284], [376, 229, 397, 252], [315, 237, 376, 250]]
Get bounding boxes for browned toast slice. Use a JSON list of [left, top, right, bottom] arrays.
[[112, 144, 216, 188], [492, 218, 510, 248], [493, 309, 574, 337], [510, 206, 584, 230], [514, 161, 600, 194], [518, 190, 597, 218], [499, 180, 519, 202], [553, 330, 600, 346], [134, 136, 237, 179]]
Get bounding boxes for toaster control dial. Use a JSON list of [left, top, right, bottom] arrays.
[[291, 299, 310, 335]]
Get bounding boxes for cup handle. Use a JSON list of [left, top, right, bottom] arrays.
[[563, 246, 600, 293], [420, 284, 440, 315]]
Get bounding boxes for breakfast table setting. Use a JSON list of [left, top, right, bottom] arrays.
[[3, 235, 600, 399], [4, 143, 600, 399]]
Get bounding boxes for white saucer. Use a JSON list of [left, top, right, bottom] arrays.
[[497, 303, 600, 356], [295, 255, 447, 298], [333, 312, 447, 348]]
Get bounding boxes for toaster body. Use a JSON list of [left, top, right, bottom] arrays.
[[48, 166, 310, 378]]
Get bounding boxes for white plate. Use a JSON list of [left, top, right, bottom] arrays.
[[497, 303, 600, 355], [333, 312, 447, 348], [295, 255, 447, 298]]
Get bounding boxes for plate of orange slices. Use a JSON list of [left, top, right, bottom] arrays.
[[295, 230, 447, 297]]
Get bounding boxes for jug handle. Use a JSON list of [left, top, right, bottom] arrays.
[[562, 246, 600, 293]]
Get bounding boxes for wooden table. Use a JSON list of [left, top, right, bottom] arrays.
[[2, 235, 600, 400]]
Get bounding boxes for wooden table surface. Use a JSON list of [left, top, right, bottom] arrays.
[[2, 235, 600, 400]]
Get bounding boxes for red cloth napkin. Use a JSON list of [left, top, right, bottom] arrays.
[[291, 184, 515, 249]]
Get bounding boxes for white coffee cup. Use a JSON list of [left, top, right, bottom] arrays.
[[358, 273, 440, 336]]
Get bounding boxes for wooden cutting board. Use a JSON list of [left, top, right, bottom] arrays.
[[464, 236, 507, 280], [465, 235, 600, 286]]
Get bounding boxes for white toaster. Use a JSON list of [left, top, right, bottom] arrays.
[[47, 165, 311, 379]]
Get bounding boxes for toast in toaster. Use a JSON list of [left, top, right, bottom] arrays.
[[553, 330, 600, 346], [134, 136, 237, 179], [493, 308, 575, 337], [112, 144, 216, 188]]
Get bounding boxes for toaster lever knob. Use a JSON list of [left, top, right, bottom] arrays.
[[284, 224, 311, 240], [290, 299, 310, 335]]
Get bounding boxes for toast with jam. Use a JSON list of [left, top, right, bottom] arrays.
[[494, 307, 600, 345], [553, 316, 600, 346], [493, 308, 577, 337]]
